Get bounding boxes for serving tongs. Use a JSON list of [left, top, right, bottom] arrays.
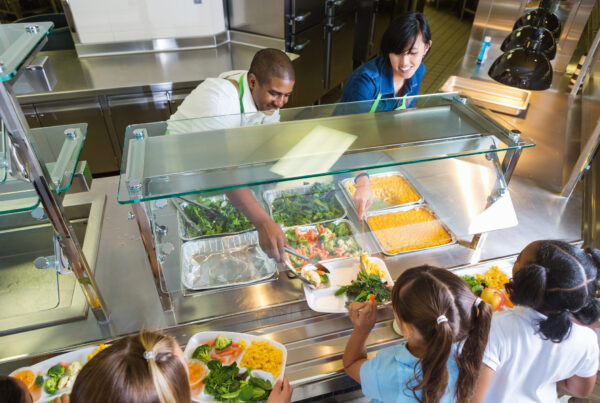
[[171, 199, 203, 234], [284, 246, 330, 273], [283, 260, 317, 290], [176, 196, 227, 221]]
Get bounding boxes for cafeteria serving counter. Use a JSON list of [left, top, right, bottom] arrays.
[[0, 93, 583, 401]]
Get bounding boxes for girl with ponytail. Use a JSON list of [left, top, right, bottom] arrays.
[[472, 240, 600, 403], [343, 265, 492, 402], [57, 330, 292, 403]]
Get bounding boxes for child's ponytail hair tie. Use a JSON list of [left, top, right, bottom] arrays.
[[436, 315, 448, 325], [474, 297, 482, 307], [143, 350, 157, 361]]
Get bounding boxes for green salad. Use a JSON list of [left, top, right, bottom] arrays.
[[271, 183, 344, 226], [181, 196, 253, 238], [204, 360, 273, 402], [335, 271, 392, 306]]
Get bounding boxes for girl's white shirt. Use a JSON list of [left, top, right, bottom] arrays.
[[482, 306, 599, 403]]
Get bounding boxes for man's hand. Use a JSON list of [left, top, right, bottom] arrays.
[[53, 395, 70, 403], [256, 217, 288, 263], [348, 300, 377, 333], [353, 175, 373, 220], [267, 375, 293, 403]]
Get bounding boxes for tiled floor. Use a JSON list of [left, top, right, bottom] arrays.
[[420, 3, 473, 94]]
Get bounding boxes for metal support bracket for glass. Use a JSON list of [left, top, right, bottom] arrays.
[[501, 130, 525, 183], [0, 76, 110, 324], [50, 128, 81, 188], [131, 202, 174, 312], [125, 128, 147, 194]]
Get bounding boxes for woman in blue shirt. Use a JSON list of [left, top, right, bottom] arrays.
[[343, 12, 431, 219], [342, 12, 432, 111]]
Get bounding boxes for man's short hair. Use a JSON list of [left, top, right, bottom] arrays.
[[248, 48, 295, 84]]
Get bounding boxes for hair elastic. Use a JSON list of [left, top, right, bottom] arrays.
[[143, 350, 157, 361], [436, 315, 448, 325], [474, 297, 482, 307]]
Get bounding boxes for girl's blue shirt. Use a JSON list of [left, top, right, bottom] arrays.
[[341, 55, 426, 110], [360, 340, 460, 403]]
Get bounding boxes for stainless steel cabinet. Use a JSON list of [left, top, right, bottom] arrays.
[[107, 92, 171, 155], [228, 0, 285, 38], [286, 0, 327, 35], [35, 97, 120, 175], [288, 24, 326, 107], [327, 12, 356, 90], [167, 89, 192, 115], [21, 104, 41, 128]]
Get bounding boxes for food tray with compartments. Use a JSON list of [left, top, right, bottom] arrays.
[[181, 231, 277, 290], [184, 331, 287, 402], [339, 170, 424, 214], [263, 183, 347, 228], [365, 204, 456, 256], [176, 194, 254, 241]]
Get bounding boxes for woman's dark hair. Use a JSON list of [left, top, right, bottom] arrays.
[[506, 240, 600, 343], [392, 265, 492, 403], [70, 330, 191, 403], [380, 12, 432, 63]]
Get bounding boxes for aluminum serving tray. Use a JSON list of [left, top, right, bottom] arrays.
[[440, 76, 531, 116], [283, 218, 368, 268], [176, 194, 254, 241], [263, 184, 347, 227], [339, 171, 423, 214], [181, 230, 277, 290], [365, 204, 457, 256]]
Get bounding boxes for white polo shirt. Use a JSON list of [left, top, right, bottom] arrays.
[[167, 70, 280, 134], [482, 306, 599, 403]]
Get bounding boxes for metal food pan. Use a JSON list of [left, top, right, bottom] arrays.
[[283, 218, 368, 267], [176, 194, 254, 241], [440, 76, 531, 116], [365, 204, 456, 256], [263, 184, 347, 227], [339, 171, 423, 215], [180, 230, 277, 290]]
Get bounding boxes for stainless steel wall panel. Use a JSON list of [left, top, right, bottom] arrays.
[[227, 0, 285, 38]]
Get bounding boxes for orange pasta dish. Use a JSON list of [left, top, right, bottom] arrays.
[[345, 175, 420, 206], [367, 208, 452, 253]]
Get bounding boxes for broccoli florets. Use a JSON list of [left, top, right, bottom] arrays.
[[44, 376, 60, 394], [192, 344, 212, 363], [214, 334, 232, 350], [47, 364, 65, 377]]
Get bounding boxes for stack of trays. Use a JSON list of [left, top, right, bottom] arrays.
[[339, 171, 456, 255]]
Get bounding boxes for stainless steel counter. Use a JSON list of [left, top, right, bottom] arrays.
[[16, 42, 260, 103], [0, 160, 581, 400]]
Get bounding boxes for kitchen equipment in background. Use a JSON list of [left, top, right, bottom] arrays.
[[440, 76, 531, 116], [489, 26, 553, 90], [501, 25, 556, 60], [513, 0, 561, 40]]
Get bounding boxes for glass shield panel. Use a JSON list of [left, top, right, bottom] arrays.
[[0, 22, 53, 82], [150, 150, 517, 295], [0, 123, 86, 215], [118, 93, 534, 204]]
